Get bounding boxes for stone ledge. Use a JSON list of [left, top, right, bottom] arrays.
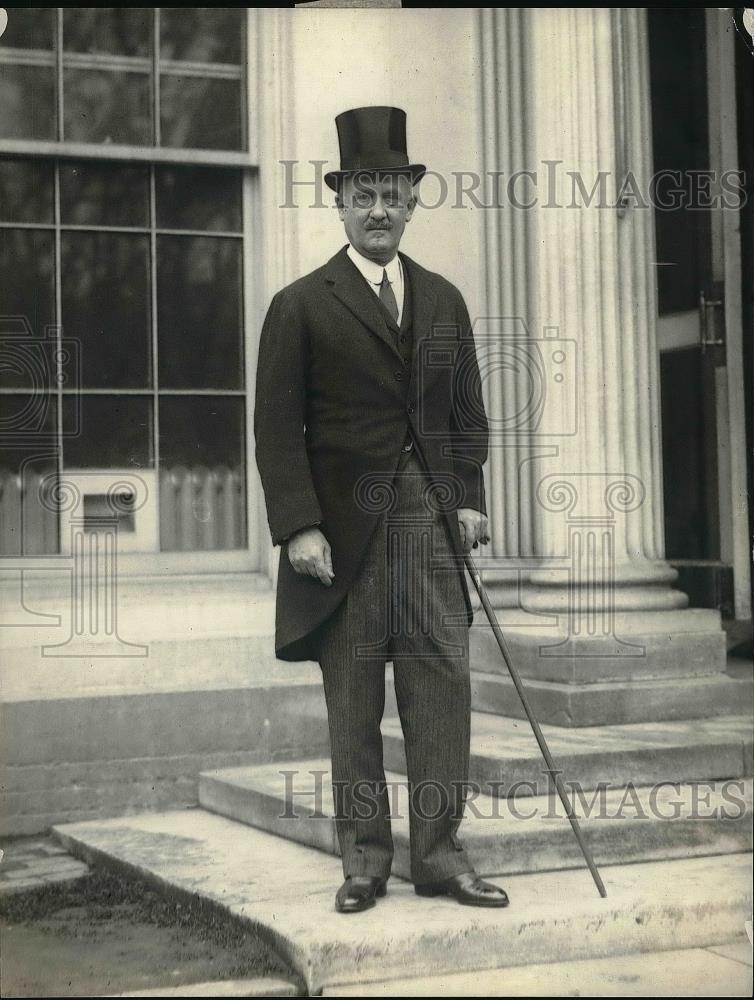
[[52, 810, 754, 995], [198, 760, 753, 877], [383, 712, 754, 794], [470, 669, 752, 727], [0, 684, 329, 835], [109, 977, 299, 997], [1, 632, 313, 702], [1, 686, 327, 766], [469, 607, 727, 684], [322, 942, 753, 996]]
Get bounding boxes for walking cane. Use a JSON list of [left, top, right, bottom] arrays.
[[464, 551, 608, 899]]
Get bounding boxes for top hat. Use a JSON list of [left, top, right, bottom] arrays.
[[324, 106, 427, 192]]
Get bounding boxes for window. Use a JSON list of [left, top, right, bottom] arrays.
[[0, 10, 251, 558], [0, 7, 247, 150]]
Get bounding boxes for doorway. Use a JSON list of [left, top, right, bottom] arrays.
[[648, 7, 752, 628]]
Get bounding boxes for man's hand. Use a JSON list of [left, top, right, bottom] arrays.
[[457, 508, 490, 552], [287, 526, 335, 586]]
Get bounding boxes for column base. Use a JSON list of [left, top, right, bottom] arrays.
[[470, 665, 748, 728], [468, 602, 735, 726], [469, 607, 727, 684]]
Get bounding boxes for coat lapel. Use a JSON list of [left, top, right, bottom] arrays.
[[324, 246, 402, 361]]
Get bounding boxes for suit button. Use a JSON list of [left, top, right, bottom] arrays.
[[394, 370, 404, 381], [407, 404, 415, 414], [400, 334, 407, 343]]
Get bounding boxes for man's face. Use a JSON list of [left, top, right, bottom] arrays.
[[337, 173, 416, 265]]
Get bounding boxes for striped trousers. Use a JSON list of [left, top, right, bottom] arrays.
[[318, 444, 473, 885]]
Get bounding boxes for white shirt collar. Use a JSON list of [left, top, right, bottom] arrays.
[[347, 244, 402, 288]]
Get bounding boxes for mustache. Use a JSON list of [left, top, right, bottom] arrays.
[[365, 223, 392, 231]]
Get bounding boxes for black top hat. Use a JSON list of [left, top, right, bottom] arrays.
[[324, 106, 427, 192]]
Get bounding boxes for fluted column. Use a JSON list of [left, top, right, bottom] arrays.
[[525, 7, 677, 608], [474, 8, 728, 708]]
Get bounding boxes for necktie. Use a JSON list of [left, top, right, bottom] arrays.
[[379, 269, 399, 324]]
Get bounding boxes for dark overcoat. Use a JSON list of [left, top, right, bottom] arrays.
[[254, 245, 489, 661]]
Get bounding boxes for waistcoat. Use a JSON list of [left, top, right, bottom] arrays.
[[375, 268, 416, 457]]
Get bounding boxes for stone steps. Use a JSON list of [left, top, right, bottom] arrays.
[[1, 647, 329, 836], [323, 942, 753, 996], [382, 712, 753, 796], [52, 809, 754, 996], [109, 978, 300, 997], [469, 664, 753, 727], [198, 760, 753, 878]]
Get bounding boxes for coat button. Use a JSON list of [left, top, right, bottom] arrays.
[[394, 370, 404, 381], [407, 404, 415, 414]]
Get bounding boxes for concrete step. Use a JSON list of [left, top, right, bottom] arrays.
[[382, 712, 753, 796], [0, 576, 275, 655], [469, 664, 753, 727], [467, 608, 731, 684], [322, 941, 753, 996], [198, 760, 753, 877], [1, 653, 329, 836], [52, 809, 753, 996], [109, 978, 300, 997]]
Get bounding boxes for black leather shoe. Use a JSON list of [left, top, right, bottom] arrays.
[[415, 872, 509, 907], [335, 875, 388, 914]]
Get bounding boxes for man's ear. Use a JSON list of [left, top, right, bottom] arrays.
[[404, 194, 417, 223], [335, 193, 347, 221]]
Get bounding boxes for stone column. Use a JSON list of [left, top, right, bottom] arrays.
[[473, 8, 737, 726]]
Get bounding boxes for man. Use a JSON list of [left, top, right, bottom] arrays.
[[254, 106, 508, 913]]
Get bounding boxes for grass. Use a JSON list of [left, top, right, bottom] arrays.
[[0, 866, 299, 997]]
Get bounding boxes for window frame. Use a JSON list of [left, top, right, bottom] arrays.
[[0, 7, 255, 158], [0, 8, 263, 575]]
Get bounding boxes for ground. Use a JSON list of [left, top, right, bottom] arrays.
[[0, 838, 298, 998], [1, 828, 751, 997]]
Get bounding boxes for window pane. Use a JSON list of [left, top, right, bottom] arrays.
[[0, 7, 55, 50], [61, 232, 151, 389], [63, 395, 153, 468], [60, 160, 150, 227], [0, 395, 58, 555], [160, 8, 243, 65], [157, 235, 243, 390], [160, 75, 242, 151], [156, 166, 242, 232], [0, 65, 56, 140], [159, 395, 246, 551], [0, 314, 60, 393], [0, 231, 55, 387], [64, 68, 152, 145], [0, 393, 56, 465], [0, 158, 54, 223], [63, 7, 151, 58]]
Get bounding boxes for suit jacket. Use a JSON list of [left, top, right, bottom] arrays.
[[254, 245, 489, 661]]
